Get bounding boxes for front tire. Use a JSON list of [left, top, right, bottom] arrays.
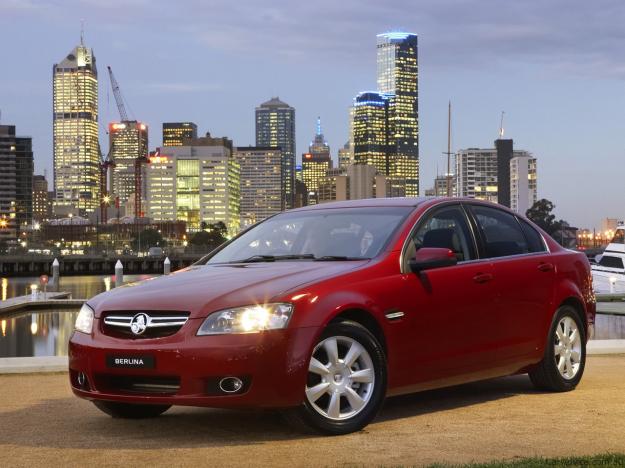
[[286, 320, 387, 435], [93, 400, 171, 419], [529, 305, 586, 392]]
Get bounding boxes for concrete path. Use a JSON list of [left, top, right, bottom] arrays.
[[0, 355, 623, 467]]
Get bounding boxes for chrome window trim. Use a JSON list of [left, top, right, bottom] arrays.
[[399, 201, 553, 273]]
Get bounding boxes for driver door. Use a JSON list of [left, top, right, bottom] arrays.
[[397, 204, 499, 386]]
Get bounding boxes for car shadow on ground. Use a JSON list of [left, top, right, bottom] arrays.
[[0, 374, 544, 450]]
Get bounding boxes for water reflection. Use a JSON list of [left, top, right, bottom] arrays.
[[0, 274, 155, 301], [0, 309, 78, 358]]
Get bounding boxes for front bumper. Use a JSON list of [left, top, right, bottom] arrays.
[[69, 318, 319, 409]]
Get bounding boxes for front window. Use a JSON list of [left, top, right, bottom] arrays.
[[203, 207, 412, 264]]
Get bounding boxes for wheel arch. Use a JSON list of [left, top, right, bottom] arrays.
[[558, 296, 588, 337], [328, 308, 388, 356]]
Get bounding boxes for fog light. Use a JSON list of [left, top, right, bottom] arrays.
[[77, 372, 87, 388], [219, 377, 243, 393]]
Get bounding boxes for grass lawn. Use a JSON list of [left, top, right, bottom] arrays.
[[427, 453, 625, 467]]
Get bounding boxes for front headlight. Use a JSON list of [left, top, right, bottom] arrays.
[[197, 303, 293, 335], [75, 303, 94, 334]]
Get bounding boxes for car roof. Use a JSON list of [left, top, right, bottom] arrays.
[[289, 197, 431, 211]]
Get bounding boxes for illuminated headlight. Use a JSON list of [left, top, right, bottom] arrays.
[[75, 303, 94, 334], [197, 303, 293, 335]]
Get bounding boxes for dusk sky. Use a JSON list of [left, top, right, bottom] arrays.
[[1, 0, 624, 229]]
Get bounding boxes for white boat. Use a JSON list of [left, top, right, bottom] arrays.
[[591, 223, 625, 293]]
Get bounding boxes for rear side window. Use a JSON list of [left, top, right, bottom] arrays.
[[518, 219, 547, 253], [471, 205, 529, 258], [599, 255, 624, 269]]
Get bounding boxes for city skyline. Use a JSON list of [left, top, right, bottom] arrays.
[[2, 0, 625, 229]]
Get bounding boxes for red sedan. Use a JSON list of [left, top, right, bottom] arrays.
[[69, 198, 595, 434]]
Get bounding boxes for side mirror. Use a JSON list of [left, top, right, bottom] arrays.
[[409, 247, 457, 273]]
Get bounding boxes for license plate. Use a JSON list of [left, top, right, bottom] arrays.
[[106, 355, 155, 369]]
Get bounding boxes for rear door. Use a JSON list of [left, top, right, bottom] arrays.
[[467, 205, 555, 361]]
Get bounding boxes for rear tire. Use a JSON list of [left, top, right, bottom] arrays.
[[529, 305, 586, 392], [285, 320, 387, 435], [93, 400, 171, 419]]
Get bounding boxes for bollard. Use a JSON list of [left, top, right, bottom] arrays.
[[164, 257, 171, 275], [51, 258, 60, 291], [115, 260, 124, 287]]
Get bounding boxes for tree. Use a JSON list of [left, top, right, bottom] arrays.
[[526, 199, 568, 240], [189, 222, 227, 249], [131, 228, 166, 251]]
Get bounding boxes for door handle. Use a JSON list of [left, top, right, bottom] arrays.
[[473, 273, 494, 284], [538, 263, 554, 272]]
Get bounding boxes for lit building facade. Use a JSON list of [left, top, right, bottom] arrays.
[[147, 141, 240, 235], [377, 32, 419, 196], [255, 97, 295, 210], [0, 125, 33, 242], [33, 175, 52, 222], [235, 146, 282, 228], [109, 121, 148, 203], [162, 122, 197, 147], [338, 142, 352, 170], [352, 91, 389, 175], [301, 119, 332, 205], [53, 40, 100, 215], [510, 154, 537, 215]]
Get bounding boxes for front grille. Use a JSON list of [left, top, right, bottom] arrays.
[[102, 312, 189, 339], [95, 374, 180, 395]]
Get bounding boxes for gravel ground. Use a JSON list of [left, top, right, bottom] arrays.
[[1, 355, 624, 468]]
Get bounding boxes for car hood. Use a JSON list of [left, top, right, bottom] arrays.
[[88, 261, 368, 318]]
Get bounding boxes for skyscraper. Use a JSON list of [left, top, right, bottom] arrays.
[[109, 121, 148, 203], [302, 118, 332, 205], [376, 32, 419, 196], [236, 146, 283, 228], [255, 97, 295, 210], [162, 122, 197, 147], [53, 38, 100, 216], [338, 142, 352, 170], [352, 91, 389, 175], [0, 125, 33, 242]]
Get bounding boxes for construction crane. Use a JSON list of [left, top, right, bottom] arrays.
[[107, 66, 128, 121]]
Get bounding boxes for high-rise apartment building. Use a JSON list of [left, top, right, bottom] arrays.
[[377, 32, 419, 196], [0, 125, 33, 242], [53, 39, 100, 215], [255, 97, 295, 210], [33, 175, 51, 222], [510, 154, 537, 215], [456, 141, 536, 210], [148, 137, 240, 234], [352, 91, 389, 175], [109, 121, 148, 204], [236, 146, 282, 228], [425, 174, 456, 197], [162, 122, 197, 147]]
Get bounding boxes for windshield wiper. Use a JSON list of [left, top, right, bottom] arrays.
[[233, 254, 316, 263]]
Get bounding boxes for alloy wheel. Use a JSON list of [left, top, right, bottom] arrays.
[[554, 316, 582, 380], [305, 335, 375, 421]]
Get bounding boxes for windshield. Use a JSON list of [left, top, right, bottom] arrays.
[[204, 206, 412, 264]]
